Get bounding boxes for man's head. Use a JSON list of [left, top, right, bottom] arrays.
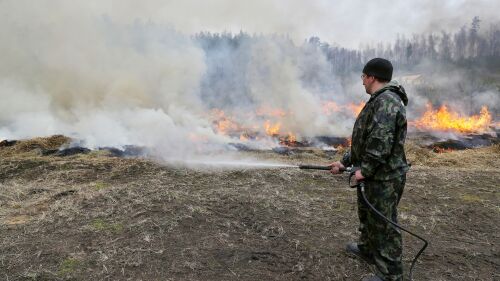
[[361, 58, 393, 94]]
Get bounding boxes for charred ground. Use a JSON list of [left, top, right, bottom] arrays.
[[0, 136, 499, 281]]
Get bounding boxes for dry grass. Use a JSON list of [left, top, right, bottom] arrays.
[[0, 135, 71, 157], [405, 142, 434, 166], [406, 142, 500, 169], [0, 136, 499, 280]]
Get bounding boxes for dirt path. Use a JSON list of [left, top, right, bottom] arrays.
[[0, 144, 499, 280]]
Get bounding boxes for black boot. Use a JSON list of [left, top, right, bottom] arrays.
[[346, 242, 374, 264]]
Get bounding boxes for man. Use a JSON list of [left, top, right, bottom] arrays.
[[331, 58, 409, 281]]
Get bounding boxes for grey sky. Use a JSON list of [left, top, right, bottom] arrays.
[[95, 0, 499, 47], [2, 0, 498, 48]]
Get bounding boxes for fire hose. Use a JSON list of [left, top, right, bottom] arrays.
[[299, 164, 428, 281]]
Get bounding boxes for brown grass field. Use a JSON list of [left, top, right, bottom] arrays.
[[1, 136, 499, 280]]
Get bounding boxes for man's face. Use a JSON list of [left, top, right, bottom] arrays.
[[361, 73, 375, 94]]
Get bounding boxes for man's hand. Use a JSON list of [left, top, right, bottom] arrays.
[[330, 161, 345, 174], [355, 169, 365, 181]]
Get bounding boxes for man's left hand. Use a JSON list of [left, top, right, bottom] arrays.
[[355, 170, 365, 181]]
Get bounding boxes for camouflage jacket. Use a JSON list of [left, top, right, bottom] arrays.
[[341, 80, 410, 181]]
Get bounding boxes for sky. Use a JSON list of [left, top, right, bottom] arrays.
[[71, 0, 500, 48]]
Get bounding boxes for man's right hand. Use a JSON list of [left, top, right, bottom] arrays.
[[330, 161, 345, 174]]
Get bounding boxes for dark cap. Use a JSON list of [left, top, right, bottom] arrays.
[[362, 58, 393, 81]]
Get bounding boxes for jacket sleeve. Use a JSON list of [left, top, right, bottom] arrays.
[[360, 97, 399, 178]]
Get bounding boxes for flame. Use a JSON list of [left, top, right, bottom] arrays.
[[278, 132, 299, 146], [322, 101, 365, 116], [215, 119, 237, 134], [432, 147, 455, 153], [207, 101, 368, 148], [239, 134, 249, 141], [211, 109, 241, 135], [346, 102, 365, 116], [322, 101, 342, 114], [411, 104, 493, 133], [264, 120, 281, 136], [211, 108, 298, 143], [256, 106, 287, 117]]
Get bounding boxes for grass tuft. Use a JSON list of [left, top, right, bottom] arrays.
[[93, 181, 109, 191], [58, 258, 80, 275], [460, 194, 483, 203], [91, 218, 124, 233]]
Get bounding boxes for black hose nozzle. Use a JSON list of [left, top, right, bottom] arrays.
[[299, 164, 348, 172], [298, 164, 333, 171]]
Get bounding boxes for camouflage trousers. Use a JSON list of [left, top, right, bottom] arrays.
[[357, 175, 406, 281]]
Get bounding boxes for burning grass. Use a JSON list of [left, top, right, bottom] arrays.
[[208, 103, 499, 146], [410, 104, 494, 133], [405, 141, 500, 168]]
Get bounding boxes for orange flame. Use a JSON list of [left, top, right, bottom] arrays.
[[433, 147, 455, 153], [264, 120, 281, 136], [211, 109, 241, 135], [346, 102, 365, 116], [287, 132, 296, 143], [411, 104, 493, 133], [239, 134, 249, 141], [322, 101, 365, 117], [322, 101, 342, 114], [256, 106, 287, 117], [278, 132, 299, 146]]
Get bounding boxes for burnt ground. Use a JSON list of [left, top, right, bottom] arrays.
[[0, 139, 499, 281]]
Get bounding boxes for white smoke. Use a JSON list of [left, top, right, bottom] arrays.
[[0, 1, 357, 160], [244, 38, 338, 137], [0, 2, 217, 157], [1, 1, 498, 160]]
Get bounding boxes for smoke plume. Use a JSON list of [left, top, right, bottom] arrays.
[[1, 1, 498, 161]]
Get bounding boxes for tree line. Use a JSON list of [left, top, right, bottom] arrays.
[[195, 17, 500, 75]]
